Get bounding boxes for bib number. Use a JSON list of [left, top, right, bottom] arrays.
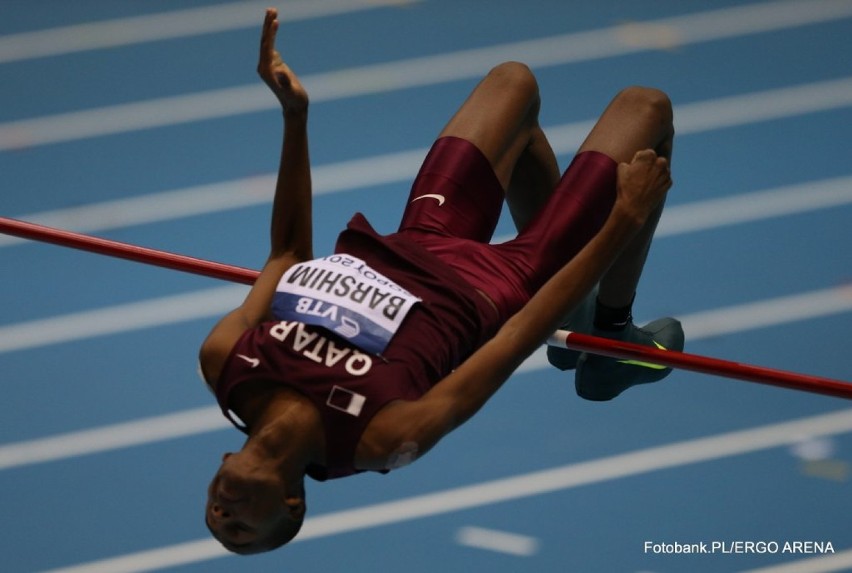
[[272, 254, 420, 354]]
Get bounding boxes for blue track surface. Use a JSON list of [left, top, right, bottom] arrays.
[[2, 1, 851, 572]]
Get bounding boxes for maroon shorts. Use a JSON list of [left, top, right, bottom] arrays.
[[395, 136, 617, 321]]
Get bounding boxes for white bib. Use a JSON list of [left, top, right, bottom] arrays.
[[272, 254, 421, 354]]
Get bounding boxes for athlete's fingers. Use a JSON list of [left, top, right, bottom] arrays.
[[259, 8, 279, 62]]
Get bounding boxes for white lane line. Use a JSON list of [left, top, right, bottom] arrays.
[[676, 285, 852, 340], [518, 284, 852, 373], [673, 76, 852, 134], [455, 526, 540, 556], [491, 175, 852, 245], [0, 405, 224, 472], [2, 284, 850, 471], [2, 181, 851, 354], [37, 408, 852, 573], [543, 76, 852, 151], [0, 407, 230, 471], [740, 549, 852, 573], [0, 148, 428, 247], [0, 285, 247, 354], [0, 0, 418, 64], [2, 0, 852, 150], [2, 190, 851, 354], [656, 177, 852, 237], [4, 76, 852, 249]]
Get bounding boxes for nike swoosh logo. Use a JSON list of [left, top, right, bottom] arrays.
[[411, 193, 446, 206], [618, 340, 668, 370], [237, 354, 260, 368]]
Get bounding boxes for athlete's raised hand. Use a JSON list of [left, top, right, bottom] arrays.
[[257, 8, 308, 114]]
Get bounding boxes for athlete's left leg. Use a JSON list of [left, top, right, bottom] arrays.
[[435, 61, 561, 231], [395, 62, 570, 319], [398, 62, 560, 245]]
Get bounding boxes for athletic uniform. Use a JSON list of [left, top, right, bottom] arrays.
[[215, 136, 617, 480]]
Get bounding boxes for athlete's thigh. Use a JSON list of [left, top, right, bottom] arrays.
[[398, 137, 504, 242], [438, 62, 540, 189], [577, 86, 673, 163]]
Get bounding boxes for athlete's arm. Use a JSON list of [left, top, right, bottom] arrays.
[[199, 9, 313, 386], [362, 150, 671, 468], [257, 8, 312, 265]]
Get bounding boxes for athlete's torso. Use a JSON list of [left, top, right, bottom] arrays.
[[215, 213, 499, 479]]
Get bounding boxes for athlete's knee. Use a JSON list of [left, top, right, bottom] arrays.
[[486, 62, 540, 106], [614, 86, 673, 131]]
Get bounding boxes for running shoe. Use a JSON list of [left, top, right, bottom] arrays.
[[545, 286, 598, 371], [574, 317, 684, 401]]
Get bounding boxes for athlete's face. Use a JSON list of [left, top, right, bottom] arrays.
[[204, 453, 302, 553]]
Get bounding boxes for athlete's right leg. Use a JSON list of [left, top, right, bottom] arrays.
[[547, 86, 684, 400], [575, 86, 674, 311]]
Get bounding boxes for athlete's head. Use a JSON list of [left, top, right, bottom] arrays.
[[205, 452, 306, 554]]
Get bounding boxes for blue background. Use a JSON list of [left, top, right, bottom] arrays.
[[1, 1, 851, 572]]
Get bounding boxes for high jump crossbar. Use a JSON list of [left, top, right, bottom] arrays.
[[2, 215, 850, 400]]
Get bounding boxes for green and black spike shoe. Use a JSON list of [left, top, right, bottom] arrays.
[[574, 317, 684, 401], [546, 286, 598, 371]]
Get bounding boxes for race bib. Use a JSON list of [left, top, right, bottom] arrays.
[[272, 254, 421, 354]]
